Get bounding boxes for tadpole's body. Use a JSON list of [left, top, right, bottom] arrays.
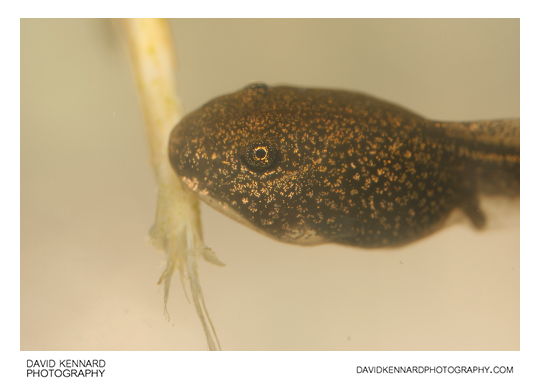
[[168, 84, 519, 248]]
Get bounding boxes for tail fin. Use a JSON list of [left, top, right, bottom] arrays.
[[435, 119, 520, 196]]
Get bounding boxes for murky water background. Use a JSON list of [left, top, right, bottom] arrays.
[[21, 19, 519, 350]]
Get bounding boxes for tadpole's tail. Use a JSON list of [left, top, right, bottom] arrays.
[[434, 119, 520, 196]]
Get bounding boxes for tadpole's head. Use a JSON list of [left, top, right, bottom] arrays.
[[168, 84, 320, 243]]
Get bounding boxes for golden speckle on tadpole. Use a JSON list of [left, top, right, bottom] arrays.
[[168, 84, 519, 248]]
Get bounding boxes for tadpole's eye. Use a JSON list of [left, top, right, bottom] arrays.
[[241, 141, 280, 173], [254, 146, 268, 160]]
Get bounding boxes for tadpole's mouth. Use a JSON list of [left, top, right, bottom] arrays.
[[179, 175, 259, 233], [179, 175, 324, 246], [180, 175, 202, 193]]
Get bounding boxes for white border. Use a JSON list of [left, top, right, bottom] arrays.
[[5, 1, 539, 383]]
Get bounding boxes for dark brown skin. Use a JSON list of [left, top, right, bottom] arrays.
[[169, 84, 519, 248]]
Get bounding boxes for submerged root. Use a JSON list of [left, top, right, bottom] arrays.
[[152, 180, 224, 350]]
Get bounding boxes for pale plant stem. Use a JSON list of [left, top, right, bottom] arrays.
[[123, 18, 222, 351]]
